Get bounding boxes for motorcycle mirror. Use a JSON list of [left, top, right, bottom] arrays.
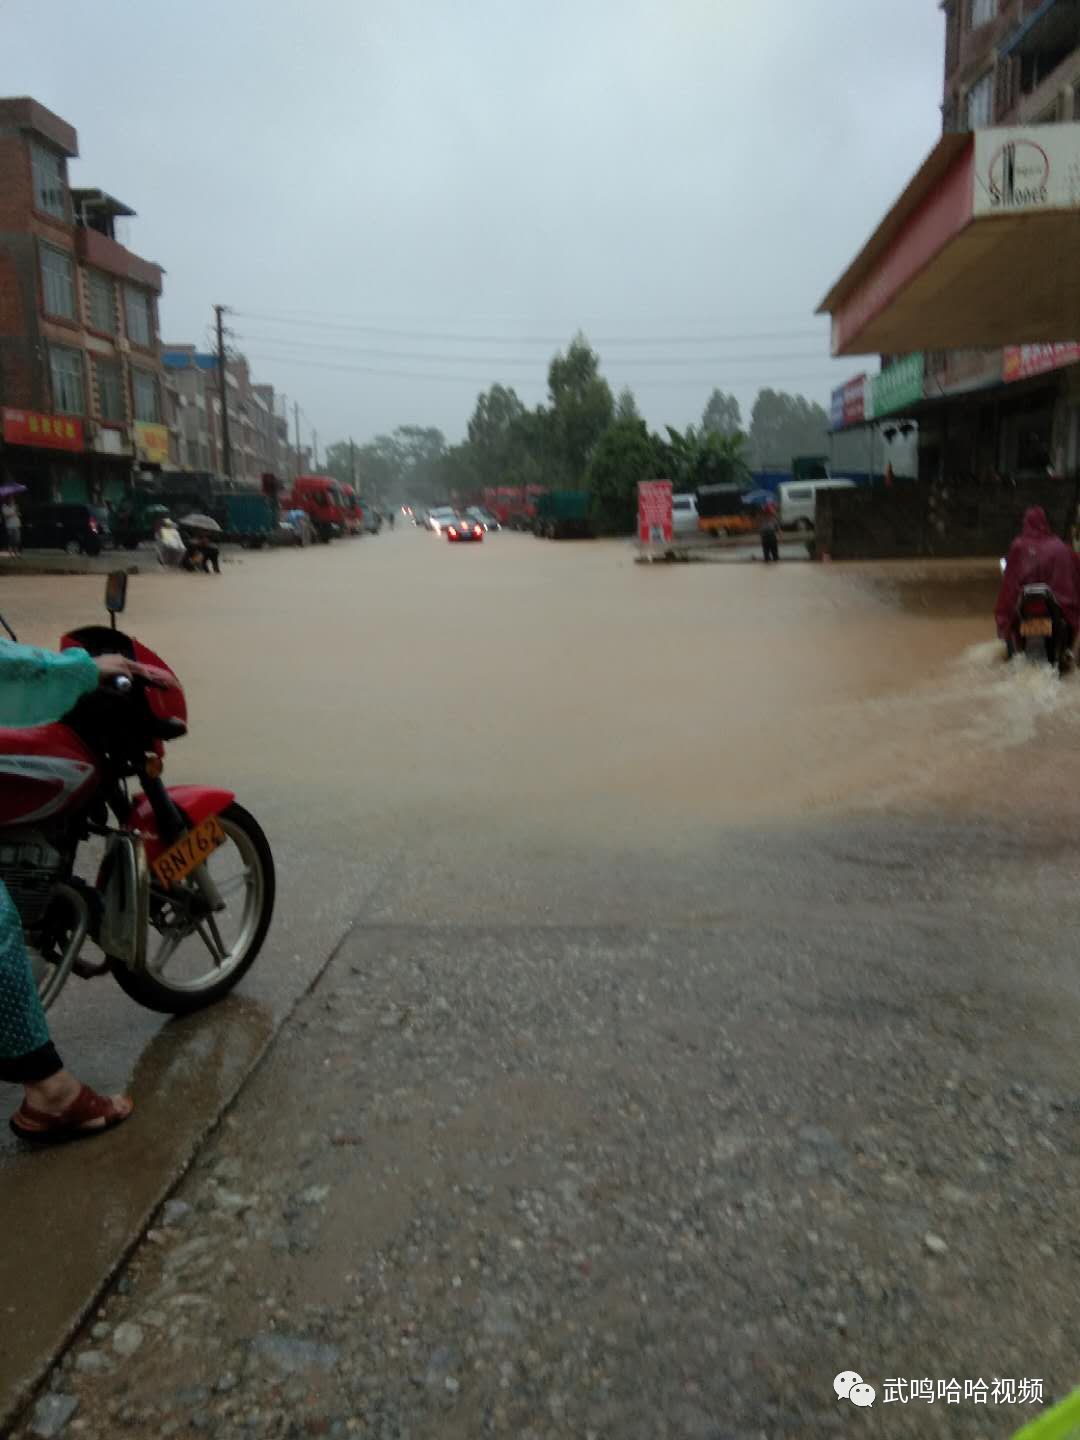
[[105, 571, 128, 620]]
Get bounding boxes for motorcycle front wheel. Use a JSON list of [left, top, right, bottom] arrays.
[[110, 802, 275, 1014]]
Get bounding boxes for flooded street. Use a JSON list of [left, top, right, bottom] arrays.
[[5, 530, 1080, 1438]]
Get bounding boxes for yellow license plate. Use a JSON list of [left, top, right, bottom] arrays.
[[152, 815, 226, 888], [1020, 618, 1053, 637]]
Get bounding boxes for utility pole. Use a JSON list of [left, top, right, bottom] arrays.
[[313, 429, 319, 469], [350, 438, 356, 487], [293, 402, 301, 478], [214, 304, 233, 483]]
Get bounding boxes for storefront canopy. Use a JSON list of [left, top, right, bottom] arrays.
[[818, 124, 1080, 356]]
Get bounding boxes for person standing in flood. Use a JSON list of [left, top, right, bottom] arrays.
[[760, 498, 780, 563], [2, 497, 21, 557]]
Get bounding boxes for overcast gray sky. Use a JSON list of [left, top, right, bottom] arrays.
[[4, 0, 944, 448]]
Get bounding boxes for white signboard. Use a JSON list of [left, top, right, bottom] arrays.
[[973, 123, 1080, 217], [92, 428, 130, 456]]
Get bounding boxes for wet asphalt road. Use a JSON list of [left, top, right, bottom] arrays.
[[4, 530, 1080, 1437]]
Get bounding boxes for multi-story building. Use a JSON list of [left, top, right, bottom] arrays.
[[0, 96, 168, 506], [922, 1, 1080, 485], [828, 5, 1080, 487], [162, 344, 305, 484], [943, 0, 1080, 132]]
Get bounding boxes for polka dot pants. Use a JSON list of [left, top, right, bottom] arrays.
[[0, 879, 52, 1078]]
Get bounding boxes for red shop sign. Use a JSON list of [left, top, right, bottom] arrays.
[[2, 407, 85, 452], [638, 479, 673, 546]]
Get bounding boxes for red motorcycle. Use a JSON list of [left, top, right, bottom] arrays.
[[0, 574, 274, 1013]]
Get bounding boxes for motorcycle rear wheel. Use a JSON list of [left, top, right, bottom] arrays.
[[110, 802, 274, 1014]]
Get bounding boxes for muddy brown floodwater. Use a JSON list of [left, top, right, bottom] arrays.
[[5, 530, 1080, 1439], [0, 540, 1050, 854]]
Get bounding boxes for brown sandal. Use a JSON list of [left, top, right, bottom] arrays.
[[9, 1085, 133, 1145]]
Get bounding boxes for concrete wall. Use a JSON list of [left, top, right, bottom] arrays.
[[816, 478, 1079, 561]]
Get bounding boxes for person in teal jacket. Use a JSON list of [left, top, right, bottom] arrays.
[[1, 636, 165, 1142]]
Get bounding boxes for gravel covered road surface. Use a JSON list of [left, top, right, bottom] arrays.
[[5, 532, 1080, 1439]]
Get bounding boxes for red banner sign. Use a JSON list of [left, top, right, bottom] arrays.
[[1002, 343, 1080, 384], [1, 407, 84, 452], [638, 479, 673, 546]]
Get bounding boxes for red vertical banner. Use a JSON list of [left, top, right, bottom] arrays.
[[637, 480, 673, 546]]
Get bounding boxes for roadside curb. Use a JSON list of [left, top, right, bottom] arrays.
[[1, 911, 367, 1436]]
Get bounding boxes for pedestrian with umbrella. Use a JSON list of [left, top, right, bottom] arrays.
[[1, 484, 24, 558], [178, 513, 222, 575]]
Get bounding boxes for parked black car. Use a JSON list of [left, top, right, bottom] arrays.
[[22, 503, 112, 556]]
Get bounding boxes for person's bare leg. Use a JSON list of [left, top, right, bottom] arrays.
[[22, 1069, 132, 1128]]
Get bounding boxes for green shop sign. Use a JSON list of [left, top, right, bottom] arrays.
[[871, 353, 924, 418]]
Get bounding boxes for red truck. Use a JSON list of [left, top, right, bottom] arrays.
[[483, 485, 547, 529], [338, 483, 363, 536], [283, 475, 347, 542]]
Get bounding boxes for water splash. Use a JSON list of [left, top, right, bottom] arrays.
[[807, 638, 1080, 815]]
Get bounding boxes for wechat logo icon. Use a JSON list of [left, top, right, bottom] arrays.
[[835, 1371, 876, 1408]]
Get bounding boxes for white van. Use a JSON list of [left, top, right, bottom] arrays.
[[671, 492, 699, 536], [778, 479, 855, 532]]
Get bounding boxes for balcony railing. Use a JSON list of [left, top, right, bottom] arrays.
[[75, 226, 163, 293]]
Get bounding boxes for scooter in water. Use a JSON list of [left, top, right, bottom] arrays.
[[1006, 582, 1075, 675], [0, 572, 275, 1013]]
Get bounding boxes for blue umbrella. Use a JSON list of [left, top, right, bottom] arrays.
[[0, 483, 27, 498], [741, 488, 772, 508]]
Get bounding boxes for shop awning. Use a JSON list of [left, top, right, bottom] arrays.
[[818, 124, 1080, 356]]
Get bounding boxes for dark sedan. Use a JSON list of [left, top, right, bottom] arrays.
[[445, 515, 484, 543]]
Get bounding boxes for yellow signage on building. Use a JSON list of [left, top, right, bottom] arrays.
[[134, 422, 169, 465]]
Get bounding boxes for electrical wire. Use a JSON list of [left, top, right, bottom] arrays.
[[242, 351, 844, 389], [231, 308, 828, 347], [232, 333, 831, 368]]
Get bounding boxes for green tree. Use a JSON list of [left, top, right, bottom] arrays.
[[546, 334, 614, 488], [700, 389, 741, 437], [748, 389, 830, 469], [615, 386, 641, 423], [322, 441, 358, 489], [585, 418, 663, 534], [661, 425, 751, 492], [325, 427, 447, 506], [465, 384, 526, 489], [696, 427, 752, 488]]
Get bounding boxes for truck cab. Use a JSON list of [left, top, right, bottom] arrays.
[[285, 475, 346, 542]]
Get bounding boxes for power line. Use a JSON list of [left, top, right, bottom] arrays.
[[233, 332, 831, 368], [242, 351, 845, 389], [231, 308, 828, 347]]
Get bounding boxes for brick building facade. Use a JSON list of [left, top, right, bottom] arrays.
[[162, 346, 307, 484], [943, 0, 1080, 132], [0, 96, 168, 507]]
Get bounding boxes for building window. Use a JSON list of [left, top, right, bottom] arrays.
[[94, 357, 124, 422], [30, 141, 67, 219], [124, 286, 154, 348], [40, 243, 76, 319], [967, 70, 994, 128], [969, 0, 995, 27], [132, 368, 160, 423], [49, 346, 85, 415], [86, 270, 117, 335]]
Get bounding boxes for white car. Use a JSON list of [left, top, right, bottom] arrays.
[[427, 507, 458, 534], [672, 493, 699, 536], [778, 479, 855, 532]]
